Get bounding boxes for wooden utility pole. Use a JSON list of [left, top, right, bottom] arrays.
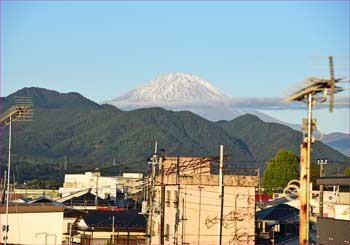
[[217, 145, 224, 245]]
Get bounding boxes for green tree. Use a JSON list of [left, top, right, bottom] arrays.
[[262, 149, 299, 193], [344, 167, 350, 176]]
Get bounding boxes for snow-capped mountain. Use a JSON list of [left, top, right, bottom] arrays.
[[111, 73, 231, 106], [107, 72, 297, 126]]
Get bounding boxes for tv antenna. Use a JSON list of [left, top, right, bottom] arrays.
[[284, 55, 348, 245]]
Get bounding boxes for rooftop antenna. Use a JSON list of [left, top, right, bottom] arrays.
[[0, 96, 33, 245], [284, 56, 348, 245]]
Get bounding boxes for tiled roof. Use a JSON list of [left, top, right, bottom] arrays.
[[83, 210, 146, 229], [256, 204, 299, 222]]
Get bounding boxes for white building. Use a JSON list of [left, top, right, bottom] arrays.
[[59, 172, 144, 201], [0, 203, 64, 245]]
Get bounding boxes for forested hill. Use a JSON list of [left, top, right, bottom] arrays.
[[0, 87, 348, 182]]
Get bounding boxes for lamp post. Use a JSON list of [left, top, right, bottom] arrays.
[[317, 158, 327, 217]]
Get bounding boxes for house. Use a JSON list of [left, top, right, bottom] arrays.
[[62, 208, 86, 244], [150, 156, 258, 245], [256, 204, 299, 244], [74, 210, 147, 245], [0, 203, 64, 245]]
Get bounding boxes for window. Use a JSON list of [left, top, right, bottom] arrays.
[[165, 224, 170, 241], [173, 190, 178, 208], [166, 190, 171, 207]]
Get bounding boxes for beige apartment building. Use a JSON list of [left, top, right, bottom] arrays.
[[150, 156, 258, 245]]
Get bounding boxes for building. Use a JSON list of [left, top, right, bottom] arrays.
[[316, 177, 350, 245], [0, 203, 64, 245], [59, 171, 119, 200], [56, 188, 111, 209], [74, 210, 147, 245], [59, 172, 143, 203], [150, 156, 258, 245], [256, 204, 300, 244]]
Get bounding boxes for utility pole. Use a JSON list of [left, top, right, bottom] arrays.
[[2, 171, 7, 204], [197, 186, 203, 245], [257, 168, 262, 209], [160, 155, 165, 245], [146, 142, 157, 245], [317, 159, 327, 217], [112, 215, 115, 244], [94, 168, 100, 207], [181, 196, 186, 245], [217, 145, 224, 245], [4, 114, 12, 245], [64, 155, 67, 171], [173, 157, 180, 245]]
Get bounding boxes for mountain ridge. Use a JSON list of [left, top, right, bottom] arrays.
[[1, 87, 348, 181]]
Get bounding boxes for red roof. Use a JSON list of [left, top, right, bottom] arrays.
[[255, 193, 272, 202]]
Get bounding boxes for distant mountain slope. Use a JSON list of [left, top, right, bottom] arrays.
[[0, 87, 348, 181], [1, 87, 101, 111], [322, 132, 350, 157], [0, 88, 253, 181], [217, 114, 349, 174]]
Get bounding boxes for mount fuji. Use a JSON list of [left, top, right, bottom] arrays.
[[107, 72, 294, 126]]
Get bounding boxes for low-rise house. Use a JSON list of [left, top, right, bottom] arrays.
[[74, 210, 147, 245], [256, 204, 299, 244]]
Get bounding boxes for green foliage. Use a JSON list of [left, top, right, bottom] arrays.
[[310, 163, 321, 183], [262, 150, 299, 193], [344, 167, 350, 176]]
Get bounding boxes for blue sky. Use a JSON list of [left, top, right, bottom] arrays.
[[1, 1, 349, 133]]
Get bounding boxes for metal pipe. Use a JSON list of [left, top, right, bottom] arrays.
[[306, 93, 313, 244], [4, 114, 12, 245], [300, 142, 308, 245]]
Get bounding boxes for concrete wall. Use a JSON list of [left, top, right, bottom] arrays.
[[151, 183, 256, 245], [0, 212, 63, 245]]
